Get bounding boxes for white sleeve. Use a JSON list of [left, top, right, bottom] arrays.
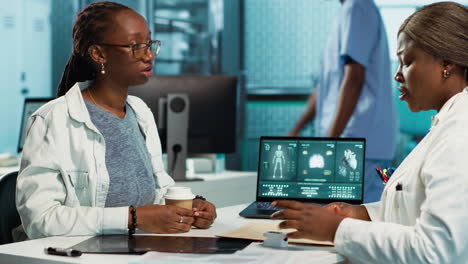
[[363, 201, 381, 221], [334, 130, 468, 263], [16, 116, 128, 239]]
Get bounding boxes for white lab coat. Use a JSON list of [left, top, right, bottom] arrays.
[[16, 82, 174, 239], [334, 87, 468, 263]]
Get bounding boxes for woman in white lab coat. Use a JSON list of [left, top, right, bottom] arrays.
[[272, 2, 468, 263]]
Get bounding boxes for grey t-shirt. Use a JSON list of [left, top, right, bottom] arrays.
[[85, 100, 155, 207]]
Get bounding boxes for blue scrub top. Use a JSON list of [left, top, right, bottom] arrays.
[[315, 0, 397, 160]]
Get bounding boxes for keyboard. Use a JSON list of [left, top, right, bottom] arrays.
[[255, 202, 279, 211]]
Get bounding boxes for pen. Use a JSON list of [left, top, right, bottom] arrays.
[[375, 166, 389, 183], [44, 247, 82, 257]]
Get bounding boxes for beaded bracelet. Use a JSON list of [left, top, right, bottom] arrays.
[[194, 195, 206, 201], [128, 205, 137, 236]]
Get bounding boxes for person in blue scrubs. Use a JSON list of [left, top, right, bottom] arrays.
[[289, 0, 397, 203]]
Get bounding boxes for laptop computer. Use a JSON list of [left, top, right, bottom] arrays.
[[18, 98, 53, 153], [239, 136, 366, 218]]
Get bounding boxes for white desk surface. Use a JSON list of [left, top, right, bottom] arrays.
[[0, 204, 346, 264]]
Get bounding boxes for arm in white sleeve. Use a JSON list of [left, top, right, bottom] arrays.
[[16, 116, 128, 239], [334, 131, 468, 263], [363, 201, 381, 221]]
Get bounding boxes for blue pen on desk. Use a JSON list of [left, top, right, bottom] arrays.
[[44, 247, 82, 257]]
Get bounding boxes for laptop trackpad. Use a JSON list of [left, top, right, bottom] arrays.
[[255, 209, 277, 215]]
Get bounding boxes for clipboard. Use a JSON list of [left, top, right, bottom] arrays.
[[70, 235, 251, 254]]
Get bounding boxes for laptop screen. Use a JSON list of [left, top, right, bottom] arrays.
[[257, 137, 365, 203], [18, 98, 53, 153]]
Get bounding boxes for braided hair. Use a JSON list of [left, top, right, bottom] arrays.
[[56, 1, 131, 97]]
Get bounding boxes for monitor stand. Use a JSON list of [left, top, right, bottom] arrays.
[[166, 94, 202, 182]]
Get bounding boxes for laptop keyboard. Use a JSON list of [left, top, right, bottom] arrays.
[[255, 202, 279, 211]]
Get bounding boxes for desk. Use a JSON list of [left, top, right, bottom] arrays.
[[0, 204, 346, 264]]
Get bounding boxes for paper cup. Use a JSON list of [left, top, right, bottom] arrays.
[[164, 187, 195, 210], [165, 199, 193, 210]]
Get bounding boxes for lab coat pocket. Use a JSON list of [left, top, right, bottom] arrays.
[[392, 182, 417, 224], [67, 171, 89, 201]]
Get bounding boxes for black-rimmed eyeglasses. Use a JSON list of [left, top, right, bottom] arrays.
[[96, 40, 161, 59]]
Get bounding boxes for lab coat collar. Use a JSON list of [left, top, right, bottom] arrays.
[[65, 82, 99, 133], [431, 87, 468, 128]]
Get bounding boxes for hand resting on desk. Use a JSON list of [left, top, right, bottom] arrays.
[[129, 205, 195, 233], [192, 199, 217, 229], [322, 202, 371, 221], [128, 200, 217, 234], [271, 200, 369, 242]]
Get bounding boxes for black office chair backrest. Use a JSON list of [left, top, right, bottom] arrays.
[[0, 171, 21, 245]]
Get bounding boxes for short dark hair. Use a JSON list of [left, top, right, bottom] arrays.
[[56, 1, 131, 97]]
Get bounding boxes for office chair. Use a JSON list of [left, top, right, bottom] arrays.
[[0, 171, 21, 245]]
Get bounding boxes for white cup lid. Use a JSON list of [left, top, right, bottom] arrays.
[[164, 186, 195, 200]]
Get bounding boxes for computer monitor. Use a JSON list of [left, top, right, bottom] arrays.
[[18, 98, 54, 152], [129, 75, 238, 180]]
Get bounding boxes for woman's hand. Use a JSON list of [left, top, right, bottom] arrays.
[[322, 202, 371, 221], [271, 200, 345, 242], [192, 199, 217, 229], [131, 205, 195, 233]]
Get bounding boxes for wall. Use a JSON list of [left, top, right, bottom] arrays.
[[0, 0, 52, 154]]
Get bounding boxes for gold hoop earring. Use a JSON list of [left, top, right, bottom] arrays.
[[100, 63, 106, 75], [443, 69, 450, 78]]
